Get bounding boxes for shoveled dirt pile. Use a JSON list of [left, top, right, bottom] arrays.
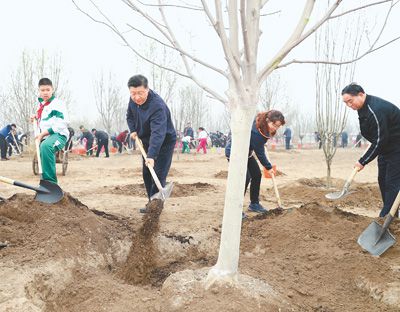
[[120, 199, 164, 284], [1, 177, 399, 311], [240, 203, 400, 311], [263, 178, 383, 212], [0, 193, 131, 261], [108, 182, 217, 198]]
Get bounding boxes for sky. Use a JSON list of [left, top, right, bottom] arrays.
[[0, 0, 399, 133]]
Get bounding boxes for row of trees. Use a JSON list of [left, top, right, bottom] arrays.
[[71, 0, 399, 288], [0, 49, 232, 137]]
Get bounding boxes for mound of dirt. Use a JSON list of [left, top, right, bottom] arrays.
[[263, 178, 382, 213], [0, 193, 131, 261], [108, 182, 217, 198], [241, 203, 400, 311], [127, 167, 181, 177], [214, 170, 228, 178], [121, 199, 164, 284]]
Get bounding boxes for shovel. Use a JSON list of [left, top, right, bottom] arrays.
[[326, 143, 372, 200], [357, 191, 400, 256], [270, 171, 282, 208], [265, 148, 282, 208], [31, 120, 64, 203], [0, 175, 63, 204], [135, 137, 173, 201], [325, 167, 359, 200]]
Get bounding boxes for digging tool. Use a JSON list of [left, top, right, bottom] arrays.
[[265, 148, 282, 208], [86, 144, 98, 154], [325, 143, 371, 200], [0, 175, 63, 204], [270, 171, 282, 208], [135, 137, 173, 201], [325, 167, 359, 200], [31, 120, 64, 203], [357, 191, 400, 256], [10, 132, 22, 156]]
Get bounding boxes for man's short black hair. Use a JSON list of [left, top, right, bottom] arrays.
[[127, 75, 148, 88], [91, 128, 96, 132], [10, 123, 16, 128], [38, 78, 53, 87], [341, 83, 365, 96]]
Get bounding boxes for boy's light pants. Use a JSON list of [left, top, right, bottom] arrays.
[[40, 133, 67, 184]]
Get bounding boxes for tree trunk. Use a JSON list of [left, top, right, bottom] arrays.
[[326, 160, 332, 188], [206, 101, 256, 286]]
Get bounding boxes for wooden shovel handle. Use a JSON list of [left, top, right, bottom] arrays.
[[270, 173, 282, 207], [344, 167, 359, 187], [389, 191, 400, 218], [0, 176, 14, 185], [265, 146, 282, 207], [33, 120, 43, 174], [135, 138, 163, 192]]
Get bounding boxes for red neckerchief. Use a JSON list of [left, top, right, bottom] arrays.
[[37, 95, 54, 120]]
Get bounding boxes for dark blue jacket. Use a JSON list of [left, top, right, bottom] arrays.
[[126, 90, 176, 159], [283, 127, 292, 138], [358, 95, 400, 165], [225, 120, 272, 170], [0, 125, 12, 138]]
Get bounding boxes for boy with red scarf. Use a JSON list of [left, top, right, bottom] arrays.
[[32, 78, 69, 184]]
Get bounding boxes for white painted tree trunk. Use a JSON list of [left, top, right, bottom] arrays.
[[206, 100, 256, 286]]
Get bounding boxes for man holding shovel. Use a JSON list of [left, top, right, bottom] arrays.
[[126, 74, 176, 213], [0, 123, 16, 160], [31, 78, 69, 185], [342, 83, 400, 218]]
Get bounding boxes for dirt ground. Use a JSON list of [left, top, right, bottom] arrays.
[[0, 147, 399, 311]]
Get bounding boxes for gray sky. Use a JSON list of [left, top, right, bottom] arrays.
[[0, 0, 399, 131]]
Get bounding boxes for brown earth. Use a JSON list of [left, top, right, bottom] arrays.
[[0, 148, 399, 311]]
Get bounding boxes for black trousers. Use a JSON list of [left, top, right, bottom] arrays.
[[116, 141, 123, 153], [96, 139, 109, 157], [86, 139, 94, 156], [142, 141, 175, 199], [0, 135, 7, 159], [378, 148, 400, 217], [245, 156, 262, 204]]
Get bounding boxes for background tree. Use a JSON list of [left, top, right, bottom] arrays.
[[2, 49, 72, 136], [93, 71, 125, 134], [315, 1, 365, 187], [73, 0, 399, 287]]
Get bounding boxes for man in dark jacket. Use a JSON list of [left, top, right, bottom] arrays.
[[0, 124, 16, 161], [126, 74, 176, 212], [342, 83, 400, 217], [92, 129, 109, 158], [79, 126, 94, 156], [283, 127, 292, 150]]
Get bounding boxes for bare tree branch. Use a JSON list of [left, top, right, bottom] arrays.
[[329, 0, 396, 19], [277, 0, 399, 68], [135, 0, 203, 11], [258, 0, 318, 84], [72, 0, 191, 79]]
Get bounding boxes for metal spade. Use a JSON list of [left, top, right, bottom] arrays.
[[357, 190, 400, 256], [135, 137, 173, 201], [325, 167, 358, 200]]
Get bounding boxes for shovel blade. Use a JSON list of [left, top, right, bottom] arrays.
[[150, 182, 174, 201], [357, 221, 396, 256], [325, 190, 354, 200], [34, 180, 64, 204]]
